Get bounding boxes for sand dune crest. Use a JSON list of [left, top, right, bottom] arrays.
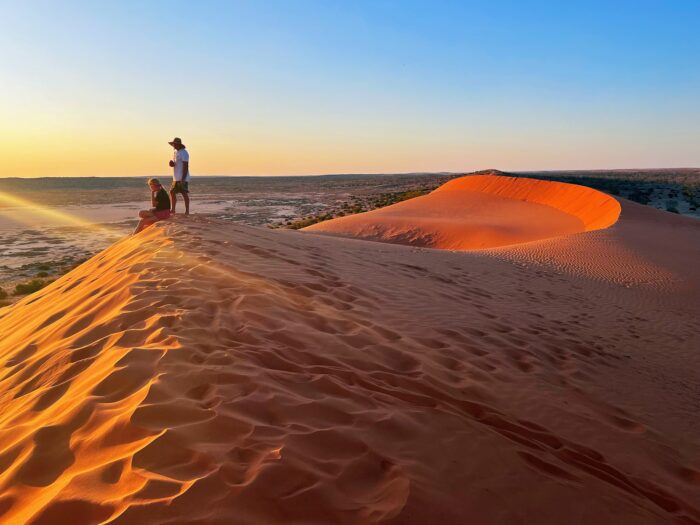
[[433, 175, 621, 230], [304, 175, 621, 250]]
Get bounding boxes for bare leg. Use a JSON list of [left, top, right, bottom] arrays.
[[133, 210, 156, 235], [170, 191, 177, 213], [183, 193, 190, 215], [133, 219, 147, 235]]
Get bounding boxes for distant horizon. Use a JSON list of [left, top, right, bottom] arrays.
[[2, 166, 700, 180]]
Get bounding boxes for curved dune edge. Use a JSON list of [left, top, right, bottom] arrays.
[[0, 215, 699, 524], [434, 175, 621, 231], [304, 175, 622, 250]]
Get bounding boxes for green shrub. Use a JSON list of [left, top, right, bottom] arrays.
[[13, 279, 50, 296], [0, 287, 7, 300], [36, 271, 49, 278], [287, 217, 323, 230]]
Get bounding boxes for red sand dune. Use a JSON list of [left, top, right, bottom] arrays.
[[304, 175, 622, 249], [0, 177, 699, 524]]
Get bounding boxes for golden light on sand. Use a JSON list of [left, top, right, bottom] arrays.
[[0, 176, 698, 524], [305, 175, 622, 250]]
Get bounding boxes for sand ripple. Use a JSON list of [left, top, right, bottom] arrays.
[[0, 193, 698, 524]]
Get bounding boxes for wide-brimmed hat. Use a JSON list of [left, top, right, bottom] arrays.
[[168, 137, 185, 147]]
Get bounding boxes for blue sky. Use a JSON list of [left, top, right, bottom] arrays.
[[1, 0, 699, 176]]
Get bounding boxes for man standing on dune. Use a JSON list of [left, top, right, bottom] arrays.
[[168, 137, 190, 215]]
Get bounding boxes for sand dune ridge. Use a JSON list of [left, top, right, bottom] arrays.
[[433, 175, 621, 230], [305, 175, 621, 250]]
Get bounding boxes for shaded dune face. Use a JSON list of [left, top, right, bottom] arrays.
[[304, 175, 622, 250]]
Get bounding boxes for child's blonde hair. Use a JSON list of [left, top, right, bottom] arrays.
[[148, 178, 161, 186]]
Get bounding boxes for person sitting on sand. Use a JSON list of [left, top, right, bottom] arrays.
[[133, 178, 171, 234], [168, 137, 190, 215]]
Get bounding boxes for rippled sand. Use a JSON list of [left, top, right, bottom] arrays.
[[0, 176, 699, 524]]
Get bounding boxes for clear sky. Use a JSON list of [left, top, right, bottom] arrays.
[[1, 0, 698, 177]]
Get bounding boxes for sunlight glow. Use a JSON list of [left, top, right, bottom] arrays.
[[1, 2, 697, 176], [0, 191, 115, 231]]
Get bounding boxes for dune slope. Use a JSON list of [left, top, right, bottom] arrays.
[[304, 175, 621, 249], [0, 202, 699, 524]]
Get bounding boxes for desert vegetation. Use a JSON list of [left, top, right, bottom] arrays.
[[13, 278, 54, 296], [492, 169, 700, 217], [282, 188, 434, 230]]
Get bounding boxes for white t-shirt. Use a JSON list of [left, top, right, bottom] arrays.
[[173, 148, 190, 181]]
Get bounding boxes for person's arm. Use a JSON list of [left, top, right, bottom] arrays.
[[151, 191, 157, 209], [183, 161, 189, 181]]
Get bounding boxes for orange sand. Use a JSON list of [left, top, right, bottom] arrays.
[[304, 175, 622, 249], [0, 177, 699, 524]]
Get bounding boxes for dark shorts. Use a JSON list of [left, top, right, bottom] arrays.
[[171, 181, 189, 194]]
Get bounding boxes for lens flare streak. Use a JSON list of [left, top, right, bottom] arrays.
[[0, 191, 111, 231]]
